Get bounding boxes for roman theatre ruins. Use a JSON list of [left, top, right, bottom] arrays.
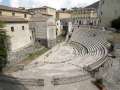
[[10, 29, 113, 90]]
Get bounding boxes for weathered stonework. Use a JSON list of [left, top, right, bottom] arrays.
[[47, 39, 56, 48], [7, 44, 34, 66]]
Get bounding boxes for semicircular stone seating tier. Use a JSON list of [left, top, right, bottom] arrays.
[[12, 29, 111, 87]]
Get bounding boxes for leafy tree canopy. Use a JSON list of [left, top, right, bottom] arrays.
[[0, 21, 7, 72], [111, 17, 120, 32]]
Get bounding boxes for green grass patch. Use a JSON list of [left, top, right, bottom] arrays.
[[25, 47, 49, 61]]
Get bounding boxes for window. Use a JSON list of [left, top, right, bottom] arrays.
[[24, 14, 27, 18], [0, 11, 2, 16], [101, 11, 103, 16], [99, 19, 101, 23], [77, 20, 79, 23], [11, 27, 14, 32], [32, 30, 34, 34], [38, 40, 41, 43], [102, 0, 104, 4], [22, 26, 24, 30], [79, 21, 81, 25], [30, 36, 32, 40], [12, 12, 15, 16], [114, 10, 118, 15], [57, 23, 59, 26]]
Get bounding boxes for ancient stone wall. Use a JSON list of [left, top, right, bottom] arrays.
[[7, 44, 34, 66]]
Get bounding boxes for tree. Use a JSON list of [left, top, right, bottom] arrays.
[[0, 21, 7, 72], [111, 17, 120, 32]]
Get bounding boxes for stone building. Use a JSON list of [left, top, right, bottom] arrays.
[[59, 18, 72, 36], [56, 10, 71, 20], [28, 6, 56, 20], [29, 14, 56, 48], [28, 6, 56, 48], [71, 8, 98, 26], [56, 10, 71, 36], [70, 1, 99, 27], [99, 0, 120, 27], [0, 5, 33, 65]]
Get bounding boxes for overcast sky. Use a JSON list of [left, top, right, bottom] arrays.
[[0, 0, 99, 9]]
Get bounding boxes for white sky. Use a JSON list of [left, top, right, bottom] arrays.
[[7, 0, 99, 9]]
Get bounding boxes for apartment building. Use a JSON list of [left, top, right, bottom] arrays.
[[71, 8, 98, 25], [99, 0, 120, 27], [70, 1, 99, 27], [0, 5, 33, 64]]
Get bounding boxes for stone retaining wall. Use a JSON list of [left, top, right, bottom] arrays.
[[0, 75, 44, 86], [47, 39, 56, 48], [94, 57, 113, 79], [7, 44, 35, 66], [114, 43, 120, 57], [52, 74, 91, 85]]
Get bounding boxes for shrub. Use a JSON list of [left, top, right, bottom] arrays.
[[111, 17, 120, 32], [0, 21, 7, 72]]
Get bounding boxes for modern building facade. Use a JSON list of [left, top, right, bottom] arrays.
[[99, 0, 120, 27], [0, 5, 33, 65], [29, 14, 56, 48]]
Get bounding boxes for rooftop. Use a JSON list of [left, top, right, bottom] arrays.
[[0, 16, 28, 23], [0, 5, 29, 13], [28, 6, 56, 10]]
